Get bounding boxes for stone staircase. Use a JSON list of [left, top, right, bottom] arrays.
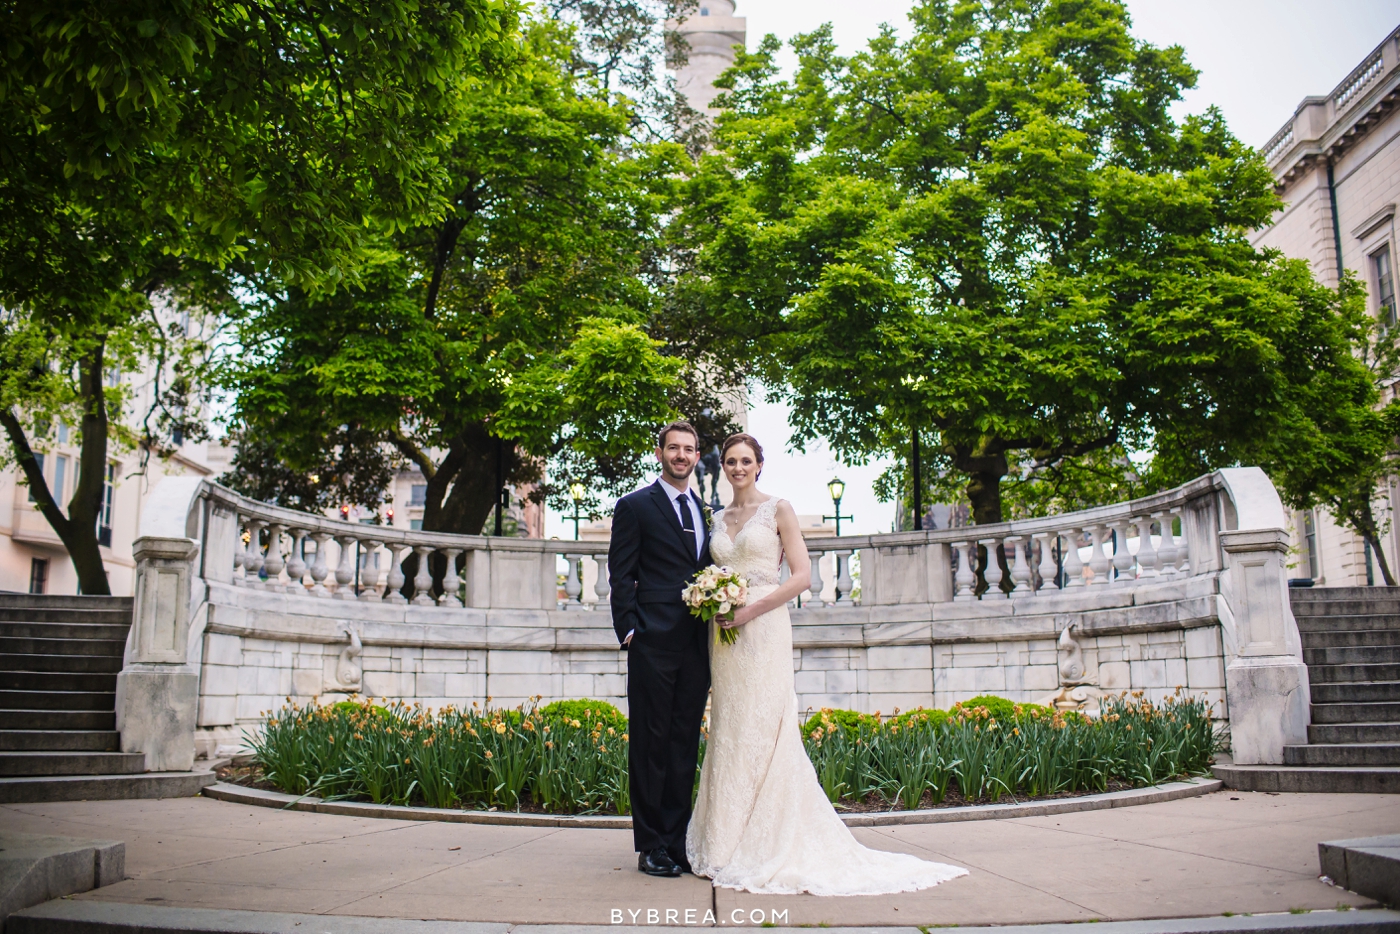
[[0, 593, 213, 802], [1215, 586, 1400, 793]]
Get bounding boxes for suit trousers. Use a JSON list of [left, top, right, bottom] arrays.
[[627, 629, 710, 856]]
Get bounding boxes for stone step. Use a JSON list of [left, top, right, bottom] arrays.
[[0, 750, 146, 776], [1319, 835, 1400, 908], [1292, 612, 1400, 631], [0, 768, 214, 803], [1307, 662, 1400, 683], [0, 607, 132, 625], [0, 620, 130, 640], [1285, 742, 1400, 766], [0, 690, 114, 712], [1213, 761, 1400, 793], [0, 594, 132, 612], [1309, 721, 1400, 743], [0, 636, 125, 657], [0, 729, 119, 751], [1305, 644, 1400, 664], [0, 670, 117, 692], [1312, 680, 1400, 703], [1309, 700, 1400, 723], [1301, 628, 1400, 648], [0, 709, 115, 730], [13, 902, 1400, 934], [0, 653, 123, 674]]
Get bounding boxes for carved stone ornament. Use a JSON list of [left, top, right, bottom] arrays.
[[1039, 623, 1103, 713], [326, 627, 363, 693]]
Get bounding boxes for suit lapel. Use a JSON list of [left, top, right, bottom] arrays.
[[648, 480, 693, 559], [693, 490, 711, 565]]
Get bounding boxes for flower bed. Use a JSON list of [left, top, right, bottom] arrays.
[[246, 691, 1217, 815]]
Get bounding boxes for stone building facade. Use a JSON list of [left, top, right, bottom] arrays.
[[1252, 24, 1400, 586]]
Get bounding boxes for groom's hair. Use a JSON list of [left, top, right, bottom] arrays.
[[657, 419, 700, 450]]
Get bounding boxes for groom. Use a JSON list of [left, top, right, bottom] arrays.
[[609, 419, 711, 878]]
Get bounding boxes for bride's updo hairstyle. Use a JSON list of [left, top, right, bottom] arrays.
[[721, 432, 764, 478]]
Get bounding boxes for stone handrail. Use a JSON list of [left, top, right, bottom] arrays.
[[1262, 24, 1400, 172]]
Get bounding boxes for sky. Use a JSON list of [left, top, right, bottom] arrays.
[[544, 1, 1400, 539]]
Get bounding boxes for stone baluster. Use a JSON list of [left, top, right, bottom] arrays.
[[952, 542, 976, 601], [1087, 525, 1112, 587], [563, 553, 584, 608], [285, 528, 308, 593], [1007, 536, 1030, 596], [980, 538, 1006, 599], [359, 540, 384, 602], [834, 550, 855, 604], [1175, 512, 1192, 575], [808, 552, 825, 605], [1109, 519, 1135, 585], [262, 524, 286, 592], [1154, 512, 1179, 580], [232, 516, 247, 585], [1034, 532, 1059, 593], [593, 555, 610, 602], [308, 533, 333, 597], [333, 535, 358, 600], [1133, 517, 1158, 579], [246, 519, 266, 589], [438, 548, 464, 607], [411, 545, 436, 606], [384, 543, 411, 604], [1062, 528, 1086, 588]]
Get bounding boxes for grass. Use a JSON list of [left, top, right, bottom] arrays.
[[248, 690, 1219, 814]]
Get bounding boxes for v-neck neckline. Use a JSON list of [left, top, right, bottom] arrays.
[[721, 496, 774, 542]]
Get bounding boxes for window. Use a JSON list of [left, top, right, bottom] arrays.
[[53, 455, 68, 503], [1302, 510, 1318, 579], [56, 422, 69, 444], [410, 484, 428, 506], [699, 5, 709, 13], [1375, 247, 1396, 329], [28, 558, 48, 595], [26, 453, 44, 502], [410, 519, 424, 531], [99, 462, 115, 547]]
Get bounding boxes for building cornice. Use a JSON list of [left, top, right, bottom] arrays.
[[1265, 26, 1400, 190]]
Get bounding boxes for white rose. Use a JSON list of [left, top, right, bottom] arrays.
[[718, 601, 731, 614]]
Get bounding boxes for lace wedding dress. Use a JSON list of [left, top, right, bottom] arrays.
[[686, 496, 968, 895]]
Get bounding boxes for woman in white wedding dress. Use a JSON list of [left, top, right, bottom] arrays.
[[686, 433, 967, 896]]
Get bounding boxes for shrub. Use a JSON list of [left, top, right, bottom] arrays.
[[539, 699, 627, 732], [249, 690, 1217, 814]]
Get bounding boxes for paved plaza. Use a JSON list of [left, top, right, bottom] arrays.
[[0, 790, 1395, 927]]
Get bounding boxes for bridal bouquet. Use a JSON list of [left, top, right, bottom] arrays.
[[684, 565, 749, 645]]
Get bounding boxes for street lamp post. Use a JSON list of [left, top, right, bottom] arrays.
[[823, 477, 853, 536], [567, 483, 588, 541]]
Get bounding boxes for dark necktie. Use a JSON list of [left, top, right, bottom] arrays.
[[677, 493, 697, 560]]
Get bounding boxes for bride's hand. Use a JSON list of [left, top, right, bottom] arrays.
[[722, 605, 757, 628]]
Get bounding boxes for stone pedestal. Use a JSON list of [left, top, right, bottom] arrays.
[[1220, 528, 1310, 764], [116, 537, 200, 772]]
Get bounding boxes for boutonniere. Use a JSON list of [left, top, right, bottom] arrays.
[[701, 502, 714, 527]]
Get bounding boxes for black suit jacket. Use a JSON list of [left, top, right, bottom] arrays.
[[609, 480, 712, 649]]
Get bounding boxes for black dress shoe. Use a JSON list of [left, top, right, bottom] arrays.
[[670, 852, 693, 874], [638, 848, 682, 877]]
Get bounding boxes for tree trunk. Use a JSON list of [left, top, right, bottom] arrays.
[[0, 341, 112, 595], [1352, 502, 1398, 587]]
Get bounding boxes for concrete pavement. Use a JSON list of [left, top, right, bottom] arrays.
[[0, 790, 1394, 927]]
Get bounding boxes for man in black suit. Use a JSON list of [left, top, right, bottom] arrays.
[[609, 420, 711, 878]]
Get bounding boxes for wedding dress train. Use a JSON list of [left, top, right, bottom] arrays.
[[686, 496, 968, 895]]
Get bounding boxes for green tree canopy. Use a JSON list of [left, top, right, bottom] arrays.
[[223, 16, 705, 535], [672, 0, 1364, 524], [0, 0, 522, 592]]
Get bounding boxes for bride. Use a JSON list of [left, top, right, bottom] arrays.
[[686, 432, 968, 896]]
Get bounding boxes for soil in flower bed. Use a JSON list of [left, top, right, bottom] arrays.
[[216, 763, 1183, 814]]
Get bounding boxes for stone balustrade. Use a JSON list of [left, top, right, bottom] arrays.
[[118, 467, 1306, 769]]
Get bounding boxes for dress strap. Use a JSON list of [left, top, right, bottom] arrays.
[[756, 496, 781, 531]]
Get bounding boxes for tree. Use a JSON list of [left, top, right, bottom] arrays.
[[0, 0, 520, 593], [224, 17, 694, 536], [673, 0, 1350, 524], [1248, 272, 1400, 586]]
